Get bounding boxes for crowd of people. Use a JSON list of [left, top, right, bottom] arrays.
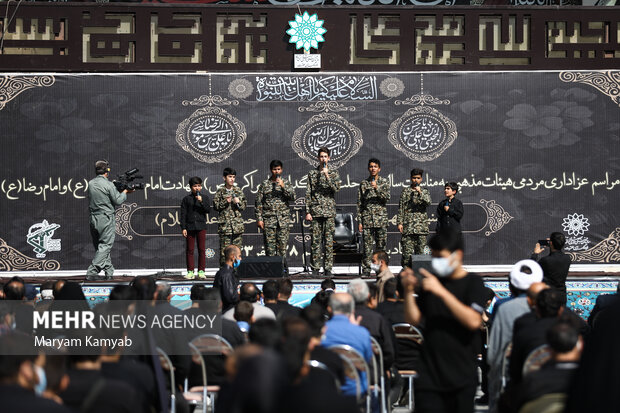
[[1, 229, 619, 413]]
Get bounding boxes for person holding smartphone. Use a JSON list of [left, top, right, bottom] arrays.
[[531, 232, 571, 301]]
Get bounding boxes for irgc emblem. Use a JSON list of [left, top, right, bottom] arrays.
[[388, 78, 457, 162], [176, 93, 246, 163], [292, 102, 363, 169], [27, 220, 61, 258]]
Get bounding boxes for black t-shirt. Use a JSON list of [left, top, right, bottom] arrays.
[[416, 272, 486, 391], [376, 300, 405, 325]]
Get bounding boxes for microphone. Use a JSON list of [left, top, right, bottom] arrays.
[[273, 174, 281, 191], [322, 162, 326, 169], [227, 188, 239, 208]]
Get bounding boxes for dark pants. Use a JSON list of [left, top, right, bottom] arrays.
[[185, 229, 206, 272], [415, 383, 477, 413]]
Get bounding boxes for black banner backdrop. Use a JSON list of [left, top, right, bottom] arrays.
[[0, 71, 618, 272]]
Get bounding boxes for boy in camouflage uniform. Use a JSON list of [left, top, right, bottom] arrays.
[[397, 168, 432, 268], [357, 158, 390, 276], [255, 160, 296, 257], [305, 147, 341, 276], [214, 167, 247, 265]]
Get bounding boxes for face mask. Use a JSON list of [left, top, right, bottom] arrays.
[[233, 259, 241, 269], [34, 365, 46, 396], [432, 255, 455, 278], [370, 263, 381, 273]]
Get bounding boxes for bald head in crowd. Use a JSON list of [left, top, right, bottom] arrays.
[[328, 293, 355, 316], [526, 282, 549, 310]]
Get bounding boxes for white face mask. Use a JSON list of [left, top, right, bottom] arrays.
[[431, 255, 455, 278], [34, 365, 46, 396], [370, 263, 381, 273]]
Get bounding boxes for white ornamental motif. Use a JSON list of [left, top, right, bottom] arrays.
[[286, 11, 327, 52], [228, 79, 254, 100], [562, 213, 590, 236], [26, 220, 61, 258], [379, 77, 405, 98]]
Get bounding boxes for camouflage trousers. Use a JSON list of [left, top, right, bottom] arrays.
[[400, 234, 428, 268], [310, 217, 335, 272], [219, 233, 243, 266], [263, 224, 290, 257], [362, 226, 387, 274]]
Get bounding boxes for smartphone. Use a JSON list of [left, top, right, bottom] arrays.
[[538, 239, 549, 247], [411, 259, 433, 275], [411, 255, 434, 289]]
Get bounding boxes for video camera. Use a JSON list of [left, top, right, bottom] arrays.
[[113, 168, 145, 192]]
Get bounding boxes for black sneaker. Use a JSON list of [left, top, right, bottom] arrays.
[[475, 395, 488, 405], [324, 270, 332, 277], [86, 274, 107, 281], [311, 270, 320, 277]]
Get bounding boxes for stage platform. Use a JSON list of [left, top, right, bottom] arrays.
[[2, 265, 618, 320]]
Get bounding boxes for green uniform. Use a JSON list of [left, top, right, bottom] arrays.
[[86, 175, 127, 277], [305, 167, 341, 273], [214, 185, 246, 265], [255, 178, 296, 257], [397, 186, 432, 267], [357, 176, 390, 274]]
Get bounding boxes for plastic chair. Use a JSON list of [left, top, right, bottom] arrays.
[[369, 336, 387, 413], [519, 393, 566, 413], [333, 212, 363, 275], [501, 342, 513, 392], [188, 334, 234, 413], [156, 347, 177, 413], [183, 343, 208, 413], [328, 344, 372, 412], [392, 323, 422, 411], [307, 359, 342, 390], [522, 344, 552, 377]]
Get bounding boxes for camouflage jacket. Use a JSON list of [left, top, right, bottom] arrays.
[[305, 168, 341, 218], [214, 186, 247, 234], [397, 186, 432, 235], [357, 176, 390, 228], [255, 178, 296, 227]]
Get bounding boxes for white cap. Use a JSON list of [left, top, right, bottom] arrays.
[[40, 289, 54, 299], [509, 259, 543, 290]]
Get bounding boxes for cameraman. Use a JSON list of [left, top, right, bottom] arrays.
[[531, 232, 571, 302], [86, 160, 133, 281]]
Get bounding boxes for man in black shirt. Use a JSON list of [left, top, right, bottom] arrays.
[[402, 231, 486, 413], [517, 321, 581, 411], [213, 245, 241, 312], [531, 232, 571, 301], [262, 279, 279, 314], [272, 278, 301, 320]]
